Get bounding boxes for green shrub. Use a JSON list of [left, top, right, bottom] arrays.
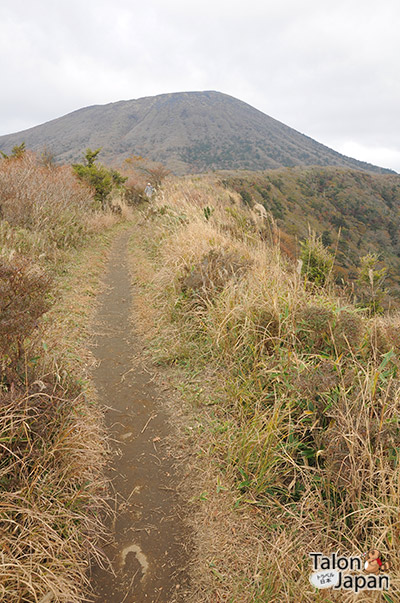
[[356, 252, 387, 315], [300, 231, 334, 286], [0, 141, 26, 160], [72, 148, 126, 209]]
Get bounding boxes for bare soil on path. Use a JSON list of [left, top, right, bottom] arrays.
[[90, 231, 191, 602]]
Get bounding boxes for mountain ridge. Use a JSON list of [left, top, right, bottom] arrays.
[[0, 91, 393, 175]]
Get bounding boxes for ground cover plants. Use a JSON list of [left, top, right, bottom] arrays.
[[128, 175, 400, 601], [0, 150, 128, 602]]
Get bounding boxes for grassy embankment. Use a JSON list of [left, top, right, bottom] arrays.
[[128, 174, 400, 602], [0, 152, 131, 602]]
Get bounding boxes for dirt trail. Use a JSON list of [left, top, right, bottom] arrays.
[[90, 231, 191, 602]]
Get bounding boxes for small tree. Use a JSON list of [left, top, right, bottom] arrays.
[[72, 148, 126, 209], [40, 146, 56, 167], [83, 148, 101, 168], [124, 155, 169, 188], [1, 142, 26, 160]]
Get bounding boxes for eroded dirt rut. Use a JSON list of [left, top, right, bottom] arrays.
[[90, 231, 190, 602]]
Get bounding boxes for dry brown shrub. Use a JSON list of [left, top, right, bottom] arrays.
[[180, 248, 252, 303], [118, 156, 170, 205], [296, 304, 365, 356], [249, 308, 280, 354], [0, 152, 94, 249], [123, 177, 147, 205], [333, 308, 364, 354], [296, 304, 335, 352], [295, 358, 339, 403], [371, 314, 400, 355], [0, 254, 52, 380]]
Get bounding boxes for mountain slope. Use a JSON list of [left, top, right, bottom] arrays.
[[220, 166, 400, 299], [0, 91, 392, 174]]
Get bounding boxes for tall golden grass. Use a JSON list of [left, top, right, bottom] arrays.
[[0, 377, 108, 603], [0, 152, 124, 265], [0, 152, 122, 602], [131, 175, 400, 601]]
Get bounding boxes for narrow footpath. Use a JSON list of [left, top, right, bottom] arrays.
[[90, 231, 191, 602]]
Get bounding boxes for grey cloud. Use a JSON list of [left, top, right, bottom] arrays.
[[0, 0, 399, 169]]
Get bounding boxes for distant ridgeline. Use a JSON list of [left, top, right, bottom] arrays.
[[220, 167, 400, 302], [0, 91, 394, 175]]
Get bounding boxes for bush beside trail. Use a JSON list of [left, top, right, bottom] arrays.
[[0, 152, 94, 253]]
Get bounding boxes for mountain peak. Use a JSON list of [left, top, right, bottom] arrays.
[[0, 91, 392, 174]]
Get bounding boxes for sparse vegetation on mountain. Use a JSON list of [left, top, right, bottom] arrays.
[[0, 92, 393, 174]]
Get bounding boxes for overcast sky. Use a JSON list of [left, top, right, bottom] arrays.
[[1, 0, 399, 171]]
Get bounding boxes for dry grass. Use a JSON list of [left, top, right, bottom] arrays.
[[0, 153, 129, 267], [127, 176, 400, 601], [0, 379, 108, 603], [0, 226, 116, 602], [0, 153, 93, 254], [85, 199, 133, 234], [0, 152, 131, 602]]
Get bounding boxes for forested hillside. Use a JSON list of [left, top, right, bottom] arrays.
[[220, 167, 400, 300]]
